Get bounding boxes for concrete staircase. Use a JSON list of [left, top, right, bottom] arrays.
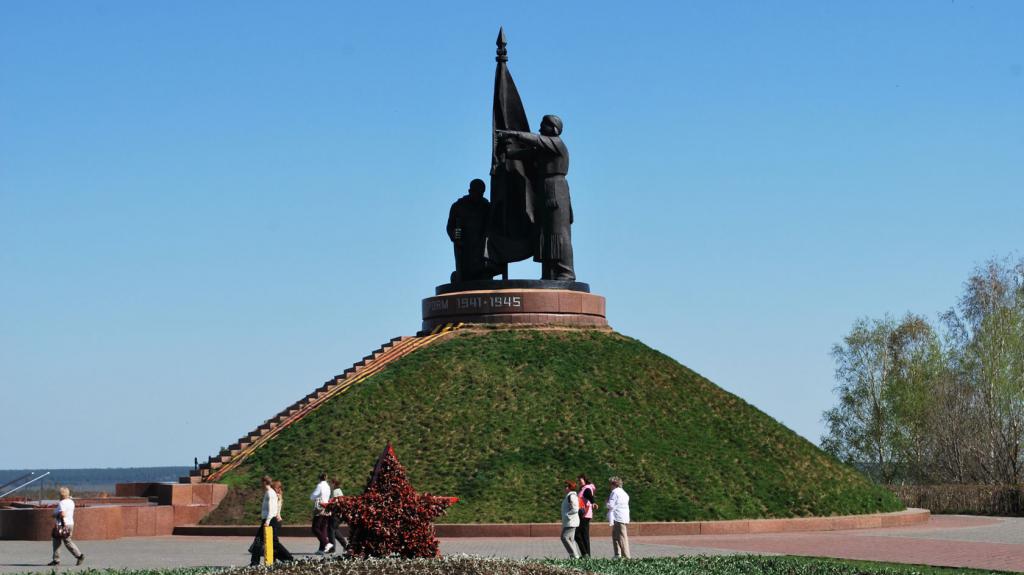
[[181, 324, 462, 484]]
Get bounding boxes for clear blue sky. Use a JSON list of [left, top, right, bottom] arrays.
[[2, 2, 1021, 468]]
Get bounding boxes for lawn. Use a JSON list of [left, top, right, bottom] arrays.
[[206, 329, 900, 525]]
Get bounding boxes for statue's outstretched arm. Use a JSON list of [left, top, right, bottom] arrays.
[[496, 130, 542, 147], [496, 130, 550, 160]]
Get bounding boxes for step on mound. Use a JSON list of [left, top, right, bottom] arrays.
[[183, 325, 462, 485], [202, 329, 903, 525]]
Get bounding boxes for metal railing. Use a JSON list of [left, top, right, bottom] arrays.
[[0, 472, 51, 498]]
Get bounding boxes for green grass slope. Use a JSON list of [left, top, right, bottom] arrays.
[[204, 329, 901, 525]]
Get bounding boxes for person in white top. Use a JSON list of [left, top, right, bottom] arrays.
[[49, 487, 84, 566], [309, 472, 333, 554], [270, 481, 294, 561], [560, 480, 581, 558], [605, 476, 631, 559], [261, 478, 279, 527], [251, 476, 292, 565]]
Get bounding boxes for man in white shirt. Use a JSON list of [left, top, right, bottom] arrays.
[[605, 476, 631, 559], [309, 472, 333, 554]]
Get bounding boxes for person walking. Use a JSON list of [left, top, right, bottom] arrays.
[[270, 481, 294, 561], [606, 476, 631, 559], [249, 476, 275, 565], [560, 480, 581, 559], [48, 487, 84, 566], [250, 476, 291, 565], [327, 477, 347, 552], [574, 474, 597, 558], [309, 472, 333, 554]]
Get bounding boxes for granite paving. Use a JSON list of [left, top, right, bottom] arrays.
[[0, 515, 1020, 573]]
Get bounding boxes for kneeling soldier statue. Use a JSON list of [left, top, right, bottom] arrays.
[[446, 178, 491, 283]]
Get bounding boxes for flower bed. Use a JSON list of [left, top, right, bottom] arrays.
[[13, 555, 1007, 575]]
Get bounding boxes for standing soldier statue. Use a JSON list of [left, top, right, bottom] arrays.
[[446, 178, 492, 283], [497, 115, 574, 281]]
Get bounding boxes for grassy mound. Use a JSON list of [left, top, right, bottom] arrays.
[[205, 329, 901, 525]]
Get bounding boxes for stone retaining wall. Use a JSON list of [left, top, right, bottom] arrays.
[[174, 507, 929, 538], [0, 483, 227, 541]]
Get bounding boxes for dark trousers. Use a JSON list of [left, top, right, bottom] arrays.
[[574, 516, 591, 557], [328, 515, 348, 550], [311, 515, 331, 550], [250, 518, 293, 565]]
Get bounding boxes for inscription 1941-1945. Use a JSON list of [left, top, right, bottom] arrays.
[[426, 294, 523, 313], [420, 288, 606, 331]]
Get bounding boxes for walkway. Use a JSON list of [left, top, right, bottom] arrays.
[[0, 515, 1020, 573]]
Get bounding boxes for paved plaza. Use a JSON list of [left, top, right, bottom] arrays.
[[1, 515, 1022, 573]]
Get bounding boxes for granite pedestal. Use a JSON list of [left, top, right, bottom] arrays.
[[422, 280, 607, 332]]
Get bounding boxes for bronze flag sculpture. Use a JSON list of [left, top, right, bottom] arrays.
[[446, 28, 576, 284], [486, 27, 536, 277]]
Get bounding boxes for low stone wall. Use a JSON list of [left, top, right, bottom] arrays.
[[0, 483, 228, 541], [0, 505, 166, 540], [175, 507, 929, 538]]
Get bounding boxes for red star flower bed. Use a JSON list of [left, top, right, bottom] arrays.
[[326, 442, 457, 558]]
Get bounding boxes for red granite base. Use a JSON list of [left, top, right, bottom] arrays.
[[0, 483, 228, 540], [422, 288, 608, 332]]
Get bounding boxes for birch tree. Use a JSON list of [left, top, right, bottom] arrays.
[[821, 314, 938, 482], [943, 258, 1024, 483]]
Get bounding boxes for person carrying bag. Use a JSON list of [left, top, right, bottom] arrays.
[[250, 476, 292, 565], [48, 487, 84, 566], [560, 480, 581, 559]]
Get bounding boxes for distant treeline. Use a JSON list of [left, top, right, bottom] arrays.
[[1, 467, 189, 495], [822, 256, 1024, 485], [889, 484, 1024, 517]]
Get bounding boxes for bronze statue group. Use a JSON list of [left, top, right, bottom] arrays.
[[447, 115, 575, 284]]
